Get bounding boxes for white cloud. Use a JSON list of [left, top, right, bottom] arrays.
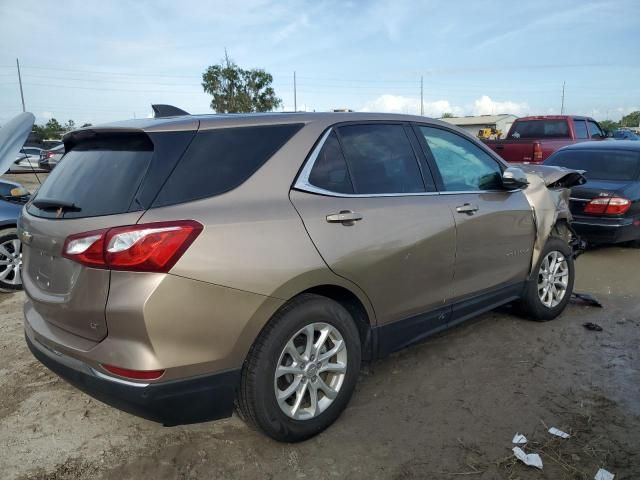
[[360, 94, 526, 117], [471, 95, 528, 116]]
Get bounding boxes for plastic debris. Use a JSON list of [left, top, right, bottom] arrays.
[[594, 468, 615, 480], [548, 427, 570, 439], [572, 292, 603, 308], [512, 433, 528, 444], [512, 447, 543, 469], [583, 322, 603, 332]]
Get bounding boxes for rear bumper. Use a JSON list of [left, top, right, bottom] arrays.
[[571, 216, 640, 244], [26, 331, 240, 426]]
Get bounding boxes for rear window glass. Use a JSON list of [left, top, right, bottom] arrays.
[[153, 123, 303, 207], [308, 131, 354, 194], [546, 150, 640, 181], [509, 120, 570, 139], [27, 134, 153, 219]]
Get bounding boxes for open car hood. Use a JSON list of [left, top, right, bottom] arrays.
[[519, 165, 586, 272], [0, 112, 35, 175]]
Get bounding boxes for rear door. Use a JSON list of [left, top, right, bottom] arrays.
[[414, 124, 535, 301], [291, 123, 456, 329], [19, 129, 196, 341]]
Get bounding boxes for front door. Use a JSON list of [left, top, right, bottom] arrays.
[[290, 123, 457, 329], [414, 124, 535, 301]]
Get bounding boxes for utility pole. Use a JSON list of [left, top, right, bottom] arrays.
[[16, 58, 25, 112], [420, 76, 424, 116], [560, 81, 565, 115], [293, 71, 297, 112]]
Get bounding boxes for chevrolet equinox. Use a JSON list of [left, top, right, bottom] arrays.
[[19, 112, 579, 442]]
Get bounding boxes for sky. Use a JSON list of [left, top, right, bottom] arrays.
[[1, 0, 639, 127]]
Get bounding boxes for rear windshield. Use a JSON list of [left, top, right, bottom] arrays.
[[509, 120, 570, 139], [27, 133, 153, 219], [152, 123, 303, 207], [546, 149, 640, 181]]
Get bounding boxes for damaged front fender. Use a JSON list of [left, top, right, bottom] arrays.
[[519, 165, 587, 273]]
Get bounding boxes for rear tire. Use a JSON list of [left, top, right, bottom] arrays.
[[517, 237, 574, 321], [0, 228, 22, 292], [236, 294, 361, 442]]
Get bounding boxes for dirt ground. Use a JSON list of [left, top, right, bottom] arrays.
[[0, 179, 638, 478]]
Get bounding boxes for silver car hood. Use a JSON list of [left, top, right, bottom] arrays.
[[520, 165, 586, 271], [0, 112, 36, 175]]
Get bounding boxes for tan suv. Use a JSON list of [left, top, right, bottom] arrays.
[[19, 111, 582, 442]]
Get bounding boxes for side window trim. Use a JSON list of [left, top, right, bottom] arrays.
[[410, 122, 508, 194], [294, 123, 439, 198]]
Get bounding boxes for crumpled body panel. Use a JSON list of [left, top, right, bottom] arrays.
[[519, 165, 586, 271]]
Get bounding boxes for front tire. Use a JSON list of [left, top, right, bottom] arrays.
[[236, 294, 361, 442], [517, 237, 574, 321]]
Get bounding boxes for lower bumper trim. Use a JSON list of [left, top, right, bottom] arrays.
[[26, 333, 240, 426]]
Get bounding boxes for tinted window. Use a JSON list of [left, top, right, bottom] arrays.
[[308, 131, 354, 194], [154, 124, 303, 207], [546, 150, 640, 181], [508, 120, 570, 139], [28, 134, 154, 219], [337, 124, 424, 194], [574, 120, 588, 139], [419, 126, 503, 191], [587, 121, 603, 138]]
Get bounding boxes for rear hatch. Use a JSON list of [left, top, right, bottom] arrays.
[[20, 126, 196, 341]]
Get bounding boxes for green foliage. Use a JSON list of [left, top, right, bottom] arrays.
[[599, 119, 619, 133], [620, 111, 640, 128], [202, 52, 282, 113], [441, 112, 454, 118]]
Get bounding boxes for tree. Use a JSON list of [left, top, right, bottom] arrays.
[[441, 112, 454, 118], [64, 119, 76, 132], [202, 52, 281, 113], [620, 111, 640, 128], [599, 119, 619, 133]]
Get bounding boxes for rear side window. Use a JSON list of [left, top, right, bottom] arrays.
[[336, 124, 424, 194], [27, 133, 154, 219], [587, 121, 603, 138], [308, 131, 354, 194], [546, 150, 640, 181], [509, 120, 570, 139], [574, 120, 588, 139], [153, 124, 302, 207]]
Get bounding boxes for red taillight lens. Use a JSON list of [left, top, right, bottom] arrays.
[[101, 364, 165, 380], [584, 197, 631, 215], [62, 220, 202, 272], [45, 151, 54, 159], [533, 142, 543, 162]]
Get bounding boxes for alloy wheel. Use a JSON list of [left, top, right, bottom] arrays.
[[274, 322, 347, 420], [0, 238, 22, 286], [537, 250, 569, 308]]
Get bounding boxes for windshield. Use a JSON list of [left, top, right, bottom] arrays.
[[546, 149, 640, 181]]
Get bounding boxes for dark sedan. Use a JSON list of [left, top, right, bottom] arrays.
[[544, 141, 640, 247], [0, 179, 29, 290]]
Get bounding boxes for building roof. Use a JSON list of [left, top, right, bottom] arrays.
[[439, 114, 518, 126]]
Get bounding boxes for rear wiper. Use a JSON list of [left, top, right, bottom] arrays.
[[32, 198, 81, 212]]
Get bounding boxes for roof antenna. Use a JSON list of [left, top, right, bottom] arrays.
[[151, 104, 190, 118]]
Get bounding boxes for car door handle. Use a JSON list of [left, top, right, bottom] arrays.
[[456, 203, 479, 214], [326, 210, 363, 224]]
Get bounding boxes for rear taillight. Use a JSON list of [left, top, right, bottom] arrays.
[[533, 142, 543, 162], [583, 197, 631, 215], [62, 220, 202, 272], [45, 151, 54, 159]]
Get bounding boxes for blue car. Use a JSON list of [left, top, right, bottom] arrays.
[[0, 112, 37, 290], [544, 140, 640, 247]]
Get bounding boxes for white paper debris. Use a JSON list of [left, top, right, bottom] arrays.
[[512, 447, 543, 469], [512, 433, 528, 444], [594, 468, 615, 480], [548, 427, 570, 439]]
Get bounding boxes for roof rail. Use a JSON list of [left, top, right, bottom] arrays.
[[151, 104, 190, 118]]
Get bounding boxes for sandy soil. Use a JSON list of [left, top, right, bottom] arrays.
[[0, 241, 638, 479]]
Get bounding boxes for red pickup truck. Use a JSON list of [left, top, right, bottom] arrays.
[[485, 115, 606, 164]]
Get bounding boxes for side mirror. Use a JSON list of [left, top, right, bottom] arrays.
[[502, 167, 529, 190]]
